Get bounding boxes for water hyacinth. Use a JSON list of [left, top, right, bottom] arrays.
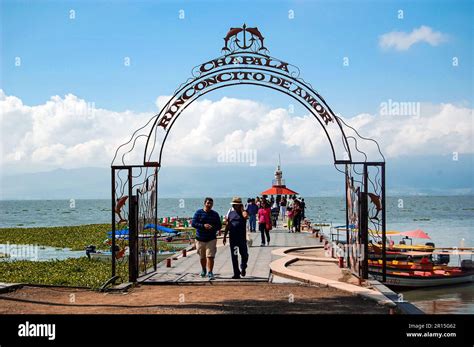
[[0, 257, 128, 289], [0, 224, 195, 288], [0, 224, 111, 251], [0, 224, 196, 289]]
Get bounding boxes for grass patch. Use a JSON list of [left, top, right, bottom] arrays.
[[0, 224, 195, 252], [0, 257, 128, 289], [0, 224, 194, 288], [0, 224, 111, 251]]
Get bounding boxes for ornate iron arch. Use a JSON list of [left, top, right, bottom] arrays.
[[109, 24, 387, 284], [142, 50, 353, 166]]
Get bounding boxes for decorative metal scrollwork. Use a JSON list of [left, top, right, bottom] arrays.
[[222, 24, 269, 55]]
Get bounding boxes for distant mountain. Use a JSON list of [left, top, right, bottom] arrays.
[[0, 154, 472, 200], [0, 167, 110, 200]]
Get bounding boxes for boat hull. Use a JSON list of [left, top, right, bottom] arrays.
[[90, 253, 129, 262], [370, 271, 474, 288], [90, 252, 174, 263], [369, 253, 427, 261]]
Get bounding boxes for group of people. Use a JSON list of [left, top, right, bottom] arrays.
[[283, 196, 306, 233], [191, 196, 252, 280], [244, 195, 305, 231], [191, 195, 306, 280], [242, 197, 272, 246]]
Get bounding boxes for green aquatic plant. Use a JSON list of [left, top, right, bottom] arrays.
[[0, 257, 128, 289], [0, 224, 194, 288], [0, 224, 195, 252], [0, 224, 111, 251]]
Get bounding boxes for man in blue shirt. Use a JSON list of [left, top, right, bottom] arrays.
[[246, 198, 258, 232], [192, 197, 222, 280]]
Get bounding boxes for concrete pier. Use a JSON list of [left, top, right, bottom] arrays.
[[143, 224, 323, 283]]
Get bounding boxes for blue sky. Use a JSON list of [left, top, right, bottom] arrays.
[[1, 0, 472, 116], [0, 0, 473, 198]]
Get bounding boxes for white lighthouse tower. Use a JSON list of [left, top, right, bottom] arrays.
[[274, 154, 283, 187], [262, 154, 298, 196]]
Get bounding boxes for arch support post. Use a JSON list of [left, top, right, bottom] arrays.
[[129, 193, 138, 283], [111, 164, 159, 283], [345, 161, 386, 282], [361, 163, 369, 279], [381, 163, 386, 282]]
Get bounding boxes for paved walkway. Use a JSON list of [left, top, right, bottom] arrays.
[[143, 224, 322, 284]]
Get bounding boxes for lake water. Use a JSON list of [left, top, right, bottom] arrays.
[[400, 283, 473, 314], [0, 243, 84, 261], [1, 196, 472, 247], [0, 196, 472, 313]]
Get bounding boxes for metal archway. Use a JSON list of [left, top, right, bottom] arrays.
[[142, 51, 353, 166], [110, 24, 387, 284]]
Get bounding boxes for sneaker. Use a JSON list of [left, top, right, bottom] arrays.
[[208, 271, 215, 280], [241, 269, 246, 277], [200, 269, 206, 278], [232, 274, 241, 279], [260, 243, 265, 247]]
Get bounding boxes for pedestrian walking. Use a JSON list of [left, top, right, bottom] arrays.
[[246, 198, 258, 232], [301, 198, 306, 220], [292, 199, 302, 232], [271, 200, 279, 227], [287, 206, 294, 232], [223, 197, 249, 279], [191, 197, 222, 280], [258, 200, 271, 246], [280, 196, 287, 222]]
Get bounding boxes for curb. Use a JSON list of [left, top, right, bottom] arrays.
[[269, 248, 398, 309]]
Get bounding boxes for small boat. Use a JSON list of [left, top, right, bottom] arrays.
[[369, 258, 474, 288], [369, 243, 436, 261], [88, 222, 194, 264], [89, 249, 176, 263], [368, 228, 474, 288], [370, 267, 474, 288], [90, 251, 129, 262], [368, 229, 436, 261], [87, 245, 129, 262]]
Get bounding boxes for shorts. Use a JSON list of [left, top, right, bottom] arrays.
[[195, 239, 217, 259]]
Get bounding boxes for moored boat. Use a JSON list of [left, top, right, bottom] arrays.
[[369, 243, 436, 261], [368, 228, 474, 288], [89, 250, 176, 263], [369, 257, 474, 288], [368, 229, 436, 261], [369, 268, 474, 288]]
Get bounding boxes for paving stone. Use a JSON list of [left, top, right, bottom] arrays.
[[144, 224, 321, 284]]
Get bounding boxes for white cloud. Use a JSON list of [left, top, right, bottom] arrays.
[[0, 90, 152, 173], [379, 26, 448, 51], [0, 90, 472, 174], [343, 103, 474, 158]]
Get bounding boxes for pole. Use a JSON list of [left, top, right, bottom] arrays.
[[381, 163, 387, 282], [345, 164, 350, 269], [153, 168, 158, 271], [128, 168, 138, 282], [111, 168, 116, 277], [362, 163, 369, 279]]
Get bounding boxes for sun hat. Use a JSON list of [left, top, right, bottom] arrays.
[[231, 197, 243, 205]]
